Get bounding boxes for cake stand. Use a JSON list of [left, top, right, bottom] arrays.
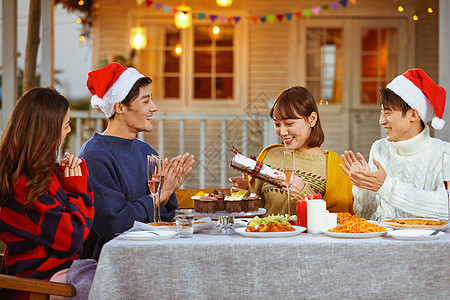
[[193, 208, 266, 235]]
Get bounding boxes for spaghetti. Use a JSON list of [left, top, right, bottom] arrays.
[[330, 213, 387, 233]]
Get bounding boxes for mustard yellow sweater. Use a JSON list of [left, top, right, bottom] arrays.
[[249, 144, 353, 216]]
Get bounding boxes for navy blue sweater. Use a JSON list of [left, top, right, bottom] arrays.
[[79, 133, 178, 258]]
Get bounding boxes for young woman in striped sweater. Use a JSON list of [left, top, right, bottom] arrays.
[[0, 87, 95, 299]]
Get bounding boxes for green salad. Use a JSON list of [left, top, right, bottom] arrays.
[[248, 214, 295, 226]]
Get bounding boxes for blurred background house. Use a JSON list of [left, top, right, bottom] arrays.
[[1, 0, 449, 188]]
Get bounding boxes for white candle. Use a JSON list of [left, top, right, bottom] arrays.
[[325, 212, 337, 229], [307, 200, 326, 234]]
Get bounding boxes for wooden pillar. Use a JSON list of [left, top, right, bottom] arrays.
[[439, 0, 450, 141], [1, 0, 18, 130], [41, 0, 54, 87]]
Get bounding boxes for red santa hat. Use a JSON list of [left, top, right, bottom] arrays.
[[87, 62, 145, 118], [386, 68, 446, 130]]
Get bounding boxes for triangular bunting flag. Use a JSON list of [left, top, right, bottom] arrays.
[[276, 14, 284, 22], [136, 0, 145, 5], [312, 6, 321, 15], [210, 15, 218, 22], [233, 16, 241, 24], [285, 13, 293, 20], [330, 2, 339, 10], [145, 0, 153, 6], [227, 17, 233, 23], [260, 16, 266, 23], [302, 9, 311, 18], [322, 4, 329, 10], [154, 2, 162, 10], [171, 7, 178, 14], [294, 12, 302, 19], [198, 13, 205, 19], [267, 14, 276, 23], [219, 15, 227, 23], [251, 16, 258, 23], [163, 5, 171, 13], [340, 0, 348, 7]]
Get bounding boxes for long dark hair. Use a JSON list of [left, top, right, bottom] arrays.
[[0, 87, 69, 209], [269, 86, 325, 148]]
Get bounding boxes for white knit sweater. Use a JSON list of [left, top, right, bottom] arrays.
[[353, 127, 450, 220]]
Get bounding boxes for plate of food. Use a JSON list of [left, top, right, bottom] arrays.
[[193, 217, 216, 232], [380, 218, 449, 230], [387, 229, 445, 241], [322, 214, 390, 238], [235, 223, 306, 238], [122, 230, 177, 241], [146, 222, 177, 230]]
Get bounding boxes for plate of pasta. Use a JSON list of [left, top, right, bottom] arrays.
[[322, 213, 391, 238]]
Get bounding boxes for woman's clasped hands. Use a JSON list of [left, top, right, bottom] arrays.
[[60, 152, 83, 177]]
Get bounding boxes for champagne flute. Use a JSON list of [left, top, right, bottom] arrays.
[[147, 155, 163, 223], [282, 150, 295, 215], [444, 181, 450, 222]]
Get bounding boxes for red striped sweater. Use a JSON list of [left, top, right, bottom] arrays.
[[0, 160, 94, 280]]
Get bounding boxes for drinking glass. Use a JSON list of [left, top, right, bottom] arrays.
[[147, 155, 164, 223], [282, 150, 295, 215], [175, 209, 195, 238]]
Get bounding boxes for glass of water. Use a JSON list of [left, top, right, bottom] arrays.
[[175, 209, 195, 238]]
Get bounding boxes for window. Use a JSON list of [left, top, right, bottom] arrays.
[[360, 28, 398, 104], [305, 28, 343, 104], [193, 24, 234, 100], [138, 22, 236, 105], [140, 24, 181, 100]]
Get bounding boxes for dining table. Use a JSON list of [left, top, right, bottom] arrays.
[[88, 225, 450, 299]]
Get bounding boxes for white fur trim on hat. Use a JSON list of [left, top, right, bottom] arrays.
[[90, 68, 144, 118], [386, 74, 434, 124]]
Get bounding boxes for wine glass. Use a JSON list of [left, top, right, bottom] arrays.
[[445, 181, 450, 222], [147, 155, 164, 223], [282, 150, 295, 215]]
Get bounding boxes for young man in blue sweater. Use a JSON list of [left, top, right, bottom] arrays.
[[79, 63, 194, 259]]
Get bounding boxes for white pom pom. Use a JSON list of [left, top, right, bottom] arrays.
[[90, 95, 103, 109], [431, 117, 445, 130]]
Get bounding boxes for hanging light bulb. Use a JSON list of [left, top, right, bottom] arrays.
[[413, 14, 419, 21], [174, 44, 182, 56], [428, 7, 433, 13], [130, 26, 147, 50], [216, 0, 233, 7], [397, 6, 404, 12], [212, 26, 220, 35], [174, 6, 192, 29]]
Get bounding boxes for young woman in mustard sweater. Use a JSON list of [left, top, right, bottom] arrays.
[[230, 86, 353, 216]]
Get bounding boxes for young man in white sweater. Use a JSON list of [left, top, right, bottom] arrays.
[[340, 69, 450, 221]]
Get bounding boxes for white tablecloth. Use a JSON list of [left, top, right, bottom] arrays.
[[89, 228, 450, 299]]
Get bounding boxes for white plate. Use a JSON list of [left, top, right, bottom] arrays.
[[380, 218, 449, 230], [193, 219, 215, 232], [387, 229, 445, 241], [321, 228, 391, 239], [234, 226, 306, 238], [122, 230, 177, 241]]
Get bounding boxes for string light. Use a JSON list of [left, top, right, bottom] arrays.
[[397, 6, 404, 12], [216, 0, 233, 7], [212, 26, 220, 35], [413, 14, 419, 21], [78, 0, 84, 6], [428, 7, 433, 13], [79, 35, 85, 41], [76, 17, 82, 24], [174, 44, 182, 56], [174, 6, 192, 29], [129, 26, 147, 50]]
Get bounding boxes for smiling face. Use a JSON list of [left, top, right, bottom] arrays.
[[274, 115, 314, 152], [379, 105, 418, 142], [59, 108, 71, 147], [123, 85, 157, 134]]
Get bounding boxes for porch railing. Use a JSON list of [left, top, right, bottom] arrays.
[[68, 111, 277, 188]]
